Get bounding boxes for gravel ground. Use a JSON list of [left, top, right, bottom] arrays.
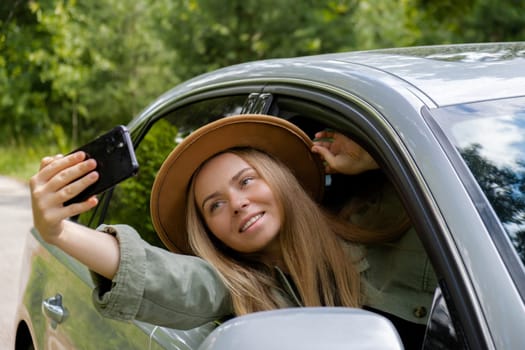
[[0, 176, 32, 349]]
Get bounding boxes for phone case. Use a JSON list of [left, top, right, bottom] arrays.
[[64, 125, 139, 205]]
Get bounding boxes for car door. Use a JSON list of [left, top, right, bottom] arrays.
[[23, 231, 159, 349]]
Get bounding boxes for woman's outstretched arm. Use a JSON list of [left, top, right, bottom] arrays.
[[30, 151, 120, 279]]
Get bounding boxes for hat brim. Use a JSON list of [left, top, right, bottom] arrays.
[[150, 114, 325, 254]]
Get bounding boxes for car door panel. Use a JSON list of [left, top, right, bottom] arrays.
[[21, 232, 154, 350]]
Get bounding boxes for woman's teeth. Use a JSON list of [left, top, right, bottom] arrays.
[[241, 213, 263, 232]]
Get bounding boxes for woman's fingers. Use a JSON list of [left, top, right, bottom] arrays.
[[311, 145, 336, 173], [61, 195, 99, 217], [313, 131, 335, 149], [30, 152, 100, 242], [31, 152, 99, 212], [314, 130, 334, 139], [39, 154, 62, 170], [54, 168, 99, 206], [38, 152, 85, 181], [312, 131, 374, 175], [38, 153, 97, 195]]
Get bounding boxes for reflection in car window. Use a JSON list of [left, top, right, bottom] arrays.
[[424, 287, 466, 350], [100, 95, 247, 247], [431, 96, 525, 267]]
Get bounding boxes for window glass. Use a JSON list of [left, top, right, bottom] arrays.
[[423, 287, 466, 349], [431, 96, 525, 267]]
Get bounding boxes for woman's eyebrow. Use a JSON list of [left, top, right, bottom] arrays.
[[231, 167, 252, 182], [201, 167, 253, 210]]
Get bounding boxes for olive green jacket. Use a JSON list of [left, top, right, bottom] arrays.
[[92, 224, 233, 330], [347, 179, 437, 324], [91, 224, 367, 330], [365, 228, 437, 324]]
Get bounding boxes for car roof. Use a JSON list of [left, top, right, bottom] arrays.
[[174, 42, 525, 108], [320, 42, 525, 106], [133, 42, 525, 129]]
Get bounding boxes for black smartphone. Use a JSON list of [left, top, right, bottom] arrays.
[[64, 125, 139, 205]]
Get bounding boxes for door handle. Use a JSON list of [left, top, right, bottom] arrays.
[[42, 293, 69, 329]]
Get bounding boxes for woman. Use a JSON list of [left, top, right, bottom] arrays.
[[30, 114, 403, 329]]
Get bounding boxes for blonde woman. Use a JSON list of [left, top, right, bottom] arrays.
[[30, 114, 407, 330]]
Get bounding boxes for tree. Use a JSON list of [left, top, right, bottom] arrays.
[[1, 0, 180, 145], [408, 0, 525, 44], [0, 0, 53, 143], [2, 0, 525, 145], [150, 0, 362, 80]]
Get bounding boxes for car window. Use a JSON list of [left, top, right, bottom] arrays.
[[430, 97, 525, 272], [76, 90, 451, 349]]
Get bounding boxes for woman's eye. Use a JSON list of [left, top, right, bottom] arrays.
[[209, 201, 222, 212], [241, 176, 254, 186]]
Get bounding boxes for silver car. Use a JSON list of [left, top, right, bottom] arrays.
[[14, 42, 525, 349]]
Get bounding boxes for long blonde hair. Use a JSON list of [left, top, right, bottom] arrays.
[[186, 148, 389, 315]]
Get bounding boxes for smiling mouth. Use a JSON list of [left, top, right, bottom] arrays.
[[240, 213, 264, 232]]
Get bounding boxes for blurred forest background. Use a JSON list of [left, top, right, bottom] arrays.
[[1, 0, 525, 178]]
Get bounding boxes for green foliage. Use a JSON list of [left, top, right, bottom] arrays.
[[407, 0, 525, 44], [0, 145, 40, 180], [0, 0, 51, 142], [0, 122, 70, 180], [1, 0, 179, 146], [1, 0, 524, 178], [2, 0, 524, 148], [353, 0, 415, 49], [150, 0, 362, 80]]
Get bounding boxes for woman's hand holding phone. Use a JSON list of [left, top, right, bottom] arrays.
[[30, 151, 100, 244], [30, 151, 121, 280], [29, 125, 137, 279], [63, 125, 139, 205]]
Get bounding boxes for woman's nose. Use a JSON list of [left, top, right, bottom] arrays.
[[232, 193, 249, 215]]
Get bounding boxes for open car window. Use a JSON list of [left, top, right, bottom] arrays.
[[76, 89, 462, 349]]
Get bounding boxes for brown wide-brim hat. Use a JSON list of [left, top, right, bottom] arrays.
[[150, 114, 325, 254]]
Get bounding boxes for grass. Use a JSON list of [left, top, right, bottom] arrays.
[[0, 144, 60, 181]]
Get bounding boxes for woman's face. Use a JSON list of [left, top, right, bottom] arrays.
[[194, 152, 282, 254]]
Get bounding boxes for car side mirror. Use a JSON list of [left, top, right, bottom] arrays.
[[198, 307, 404, 350]]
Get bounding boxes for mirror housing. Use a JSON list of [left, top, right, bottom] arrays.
[[198, 307, 404, 350]]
